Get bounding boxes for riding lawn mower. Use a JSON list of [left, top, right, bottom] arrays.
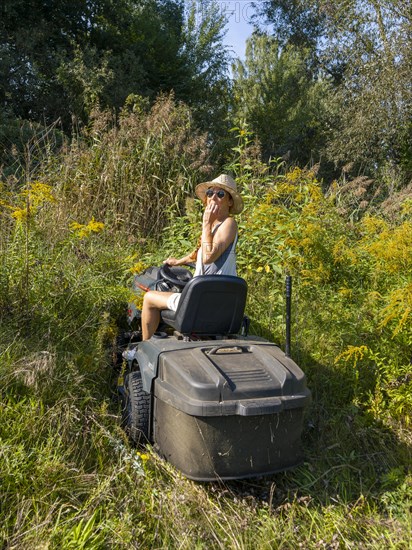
[[116, 265, 311, 481]]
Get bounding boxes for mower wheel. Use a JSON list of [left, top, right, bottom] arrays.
[[122, 371, 150, 445]]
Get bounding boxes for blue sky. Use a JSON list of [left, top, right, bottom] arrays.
[[221, 1, 256, 59]]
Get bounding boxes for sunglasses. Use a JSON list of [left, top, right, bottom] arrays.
[[206, 188, 226, 199]]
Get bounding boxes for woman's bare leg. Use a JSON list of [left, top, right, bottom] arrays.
[[141, 291, 173, 340]]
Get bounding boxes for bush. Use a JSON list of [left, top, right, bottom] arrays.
[[46, 93, 213, 238], [0, 109, 411, 549]]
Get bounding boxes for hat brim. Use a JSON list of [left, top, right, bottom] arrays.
[[195, 182, 243, 214]]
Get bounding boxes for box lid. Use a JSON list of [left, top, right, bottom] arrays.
[[153, 339, 311, 417]]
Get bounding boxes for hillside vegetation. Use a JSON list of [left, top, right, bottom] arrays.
[[2, 1, 411, 547], [1, 100, 411, 549]]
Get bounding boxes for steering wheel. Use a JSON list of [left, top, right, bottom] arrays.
[[159, 264, 193, 289]]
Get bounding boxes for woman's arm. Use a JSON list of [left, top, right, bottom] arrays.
[[200, 215, 237, 265], [164, 249, 197, 266]]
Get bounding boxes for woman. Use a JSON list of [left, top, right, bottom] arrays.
[[141, 174, 243, 340]]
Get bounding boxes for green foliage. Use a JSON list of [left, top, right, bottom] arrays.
[[259, 0, 412, 186], [325, 44, 412, 179], [232, 34, 330, 165], [1, 0, 183, 125], [255, 0, 327, 50], [0, 117, 65, 182], [1, 0, 231, 172], [0, 181, 130, 350], [41, 94, 212, 237], [56, 45, 114, 124], [180, 1, 231, 144], [222, 134, 412, 428], [0, 119, 411, 548]]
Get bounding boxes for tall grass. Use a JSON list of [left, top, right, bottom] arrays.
[[47, 93, 212, 237], [0, 104, 411, 548]]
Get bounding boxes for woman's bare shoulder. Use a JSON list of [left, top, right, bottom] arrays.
[[220, 216, 237, 230], [215, 216, 237, 241]]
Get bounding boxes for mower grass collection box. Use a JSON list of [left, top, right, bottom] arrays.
[[133, 335, 310, 481]]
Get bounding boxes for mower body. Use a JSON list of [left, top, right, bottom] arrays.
[[124, 334, 311, 481], [120, 268, 311, 481]]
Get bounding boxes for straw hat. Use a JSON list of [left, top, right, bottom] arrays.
[[195, 174, 243, 214]]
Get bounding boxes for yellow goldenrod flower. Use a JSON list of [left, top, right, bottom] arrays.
[[21, 182, 56, 206], [137, 451, 149, 461], [130, 261, 147, 274], [0, 198, 12, 209], [69, 217, 105, 239], [11, 207, 29, 222], [335, 345, 369, 365]]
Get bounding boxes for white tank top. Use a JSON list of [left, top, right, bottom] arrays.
[[194, 223, 238, 277]]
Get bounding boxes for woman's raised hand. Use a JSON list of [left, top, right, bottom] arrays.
[[202, 202, 219, 226]]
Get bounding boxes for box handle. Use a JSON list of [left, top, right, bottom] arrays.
[[236, 398, 283, 415], [206, 345, 250, 355]]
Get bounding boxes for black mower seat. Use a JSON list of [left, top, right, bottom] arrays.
[[160, 275, 248, 336]]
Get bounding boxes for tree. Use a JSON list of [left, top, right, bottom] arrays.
[[254, 0, 326, 50], [257, 0, 412, 184], [0, 0, 230, 126], [0, 0, 190, 126], [178, 1, 231, 146], [322, 1, 412, 181], [231, 33, 330, 164], [0, 0, 232, 172]]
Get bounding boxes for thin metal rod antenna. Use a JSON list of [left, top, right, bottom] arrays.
[[285, 275, 292, 358]]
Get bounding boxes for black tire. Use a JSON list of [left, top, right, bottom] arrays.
[[122, 371, 150, 445]]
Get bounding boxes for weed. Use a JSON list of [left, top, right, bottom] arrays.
[[0, 106, 411, 549]]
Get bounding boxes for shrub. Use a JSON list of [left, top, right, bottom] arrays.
[[225, 132, 412, 425], [47, 93, 213, 238]]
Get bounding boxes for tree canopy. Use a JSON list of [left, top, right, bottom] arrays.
[[254, 0, 412, 182], [232, 33, 330, 164], [0, 0, 229, 137], [1, 0, 411, 196]]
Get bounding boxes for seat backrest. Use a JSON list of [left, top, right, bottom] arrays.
[[161, 275, 247, 336]]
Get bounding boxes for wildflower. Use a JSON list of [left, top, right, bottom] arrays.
[[11, 207, 29, 222], [130, 261, 147, 274], [401, 198, 412, 216], [361, 215, 387, 236], [338, 287, 352, 297], [287, 167, 302, 182], [137, 451, 150, 462], [70, 217, 105, 239], [379, 284, 412, 336], [21, 182, 56, 206], [130, 293, 144, 310], [335, 345, 369, 365], [0, 198, 12, 209]]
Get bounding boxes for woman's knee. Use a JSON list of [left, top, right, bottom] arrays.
[[143, 291, 155, 308], [143, 291, 170, 310]]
